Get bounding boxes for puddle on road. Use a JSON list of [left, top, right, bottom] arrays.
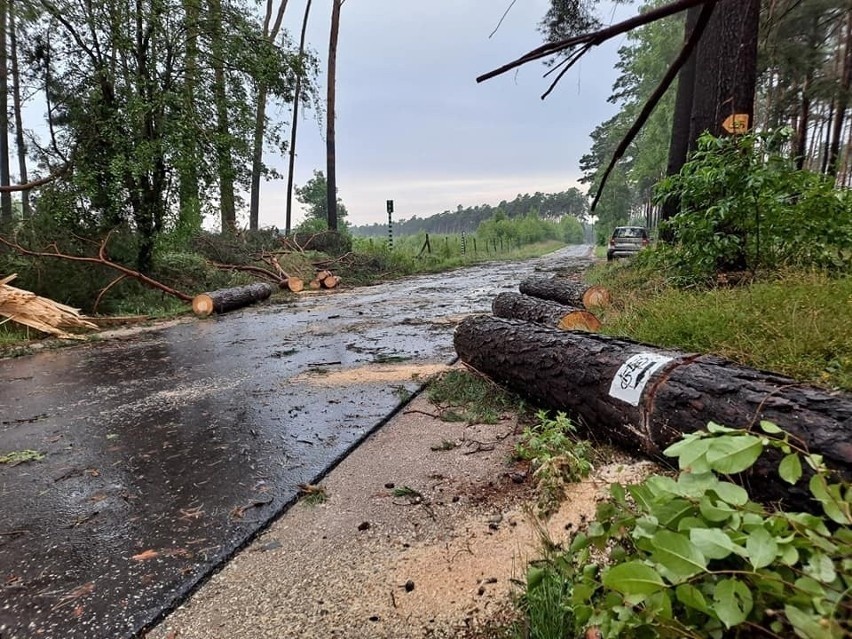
[[294, 363, 451, 385]]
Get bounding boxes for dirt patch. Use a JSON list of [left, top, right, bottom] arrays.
[[148, 387, 653, 639]]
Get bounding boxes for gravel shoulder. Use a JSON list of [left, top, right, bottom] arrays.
[[147, 378, 653, 639]]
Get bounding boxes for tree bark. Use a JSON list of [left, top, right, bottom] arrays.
[[0, 0, 12, 222], [660, 6, 699, 234], [688, 0, 760, 149], [493, 292, 600, 332], [325, 0, 342, 232], [454, 316, 852, 507], [828, 9, 852, 177], [519, 276, 610, 309], [8, 0, 27, 218], [209, 0, 236, 231], [192, 282, 275, 317], [285, 0, 313, 236], [249, 0, 290, 230], [178, 0, 201, 233]]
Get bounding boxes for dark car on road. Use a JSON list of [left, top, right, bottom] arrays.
[[607, 226, 650, 261]]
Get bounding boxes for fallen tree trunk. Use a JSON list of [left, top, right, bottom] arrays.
[[519, 276, 611, 309], [454, 316, 851, 507], [492, 292, 601, 332], [0, 274, 98, 338], [192, 283, 274, 317]]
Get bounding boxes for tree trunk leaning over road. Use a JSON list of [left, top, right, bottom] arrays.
[[192, 283, 275, 317], [519, 276, 611, 309], [493, 292, 601, 332], [454, 316, 852, 508]]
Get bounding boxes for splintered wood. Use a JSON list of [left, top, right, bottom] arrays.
[[0, 274, 97, 339]]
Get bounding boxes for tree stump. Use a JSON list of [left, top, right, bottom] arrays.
[[192, 283, 275, 317], [454, 315, 852, 508], [492, 293, 601, 332]]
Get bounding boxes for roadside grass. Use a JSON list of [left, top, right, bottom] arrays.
[[297, 483, 328, 506], [589, 262, 852, 390], [0, 323, 31, 346], [427, 368, 527, 424]]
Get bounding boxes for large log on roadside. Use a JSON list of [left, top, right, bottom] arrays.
[[192, 283, 275, 317], [493, 292, 601, 332], [519, 276, 611, 309], [454, 315, 851, 506]]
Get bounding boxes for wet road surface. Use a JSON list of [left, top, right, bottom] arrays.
[[0, 246, 591, 638]]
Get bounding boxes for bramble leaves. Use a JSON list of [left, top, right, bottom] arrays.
[[517, 421, 851, 639]]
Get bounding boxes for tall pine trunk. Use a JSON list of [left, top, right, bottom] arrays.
[[325, 0, 342, 232], [285, 0, 312, 236], [178, 0, 201, 234], [828, 9, 852, 177], [659, 7, 699, 237], [794, 71, 812, 170], [209, 0, 236, 231], [249, 0, 290, 230], [688, 0, 760, 149], [0, 0, 12, 222], [8, 0, 27, 218]]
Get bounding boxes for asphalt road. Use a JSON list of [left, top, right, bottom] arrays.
[[0, 245, 591, 638]]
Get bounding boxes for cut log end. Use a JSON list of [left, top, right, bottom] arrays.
[[287, 278, 305, 293], [308, 279, 322, 290], [582, 285, 612, 309], [192, 294, 215, 317], [558, 310, 602, 332], [322, 275, 340, 289]]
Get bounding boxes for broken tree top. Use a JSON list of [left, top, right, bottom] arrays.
[[454, 316, 851, 506], [0, 273, 97, 338]]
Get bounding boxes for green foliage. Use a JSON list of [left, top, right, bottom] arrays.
[[515, 411, 595, 517], [349, 189, 589, 238], [516, 423, 851, 639], [578, 1, 684, 240], [655, 130, 852, 280], [427, 369, 524, 424], [0, 449, 45, 465], [589, 264, 852, 391], [294, 170, 349, 231]]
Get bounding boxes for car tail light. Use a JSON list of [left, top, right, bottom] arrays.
[[642, 238, 650, 247]]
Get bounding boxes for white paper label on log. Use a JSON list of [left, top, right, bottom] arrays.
[[609, 353, 674, 406]]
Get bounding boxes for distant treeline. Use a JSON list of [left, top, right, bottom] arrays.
[[350, 189, 588, 237]]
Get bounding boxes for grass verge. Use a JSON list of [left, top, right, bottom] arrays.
[[427, 368, 527, 424], [588, 263, 851, 391]]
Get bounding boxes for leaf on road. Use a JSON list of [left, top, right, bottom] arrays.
[[131, 549, 160, 561]]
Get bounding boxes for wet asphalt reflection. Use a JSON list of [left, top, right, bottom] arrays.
[[0, 246, 590, 638]]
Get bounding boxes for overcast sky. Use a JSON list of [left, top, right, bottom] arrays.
[[259, 1, 633, 228]]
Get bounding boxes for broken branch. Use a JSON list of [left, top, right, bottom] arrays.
[[0, 234, 192, 302], [591, 1, 716, 211], [476, 0, 712, 84]]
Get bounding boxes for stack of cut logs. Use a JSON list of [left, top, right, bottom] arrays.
[[308, 270, 341, 290], [192, 268, 341, 317], [455, 275, 851, 510]]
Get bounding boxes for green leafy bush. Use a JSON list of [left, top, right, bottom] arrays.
[[515, 411, 595, 516], [518, 422, 851, 639], [654, 130, 852, 281]]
